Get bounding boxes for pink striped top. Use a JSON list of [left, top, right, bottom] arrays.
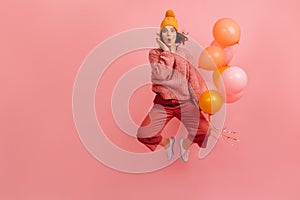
[[149, 47, 207, 102]]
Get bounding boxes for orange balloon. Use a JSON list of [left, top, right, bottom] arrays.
[[198, 90, 223, 114], [213, 65, 230, 88], [198, 46, 225, 70], [213, 18, 241, 46]]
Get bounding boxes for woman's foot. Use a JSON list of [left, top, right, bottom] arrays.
[[178, 138, 190, 162], [165, 137, 175, 161]]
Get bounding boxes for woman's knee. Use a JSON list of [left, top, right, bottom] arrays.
[[136, 126, 144, 139]]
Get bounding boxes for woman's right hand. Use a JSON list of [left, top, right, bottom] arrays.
[[156, 37, 170, 52]]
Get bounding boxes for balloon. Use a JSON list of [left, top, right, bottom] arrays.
[[213, 18, 241, 47], [211, 40, 239, 65], [212, 65, 230, 88], [225, 91, 244, 103], [223, 46, 234, 65], [221, 66, 248, 94], [210, 40, 223, 48], [198, 46, 225, 70], [198, 90, 223, 114]]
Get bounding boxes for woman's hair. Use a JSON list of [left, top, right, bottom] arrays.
[[160, 31, 188, 45]]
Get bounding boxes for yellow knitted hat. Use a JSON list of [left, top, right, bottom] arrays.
[[160, 10, 179, 31]]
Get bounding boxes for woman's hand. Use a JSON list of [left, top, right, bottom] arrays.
[[156, 37, 170, 52]]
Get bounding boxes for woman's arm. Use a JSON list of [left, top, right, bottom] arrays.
[[149, 49, 175, 81], [187, 57, 208, 103]]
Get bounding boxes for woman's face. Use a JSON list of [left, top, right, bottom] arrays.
[[161, 26, 177, 47]]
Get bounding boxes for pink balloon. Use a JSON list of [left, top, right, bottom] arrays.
[[226, 91, 244, 103], [221, 66, 248, 94], [210, 40, 238, 65], [223, 47, 234, 65], [210, 40, 223, 48]]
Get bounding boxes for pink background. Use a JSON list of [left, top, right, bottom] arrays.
[[1, 0, 300, 199]]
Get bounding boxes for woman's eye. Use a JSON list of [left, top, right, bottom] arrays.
[[171, 29, 175, 33], [162, 29, 167, 33]]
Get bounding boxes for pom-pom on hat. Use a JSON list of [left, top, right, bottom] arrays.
[[160, 10, 179, 31]]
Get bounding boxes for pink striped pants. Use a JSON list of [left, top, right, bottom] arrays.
[[137, 94, 209, 151]]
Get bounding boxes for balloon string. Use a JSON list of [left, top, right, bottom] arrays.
[[202, 112, 240, 143]]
